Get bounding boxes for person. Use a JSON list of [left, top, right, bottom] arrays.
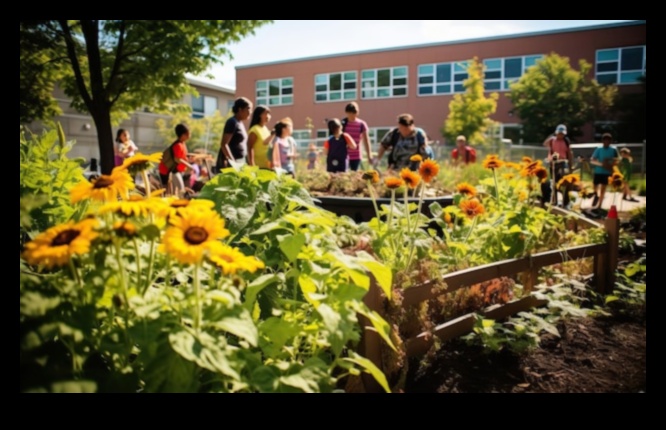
[[341, 102, 372, 170], [324, 118, 357, 173], [619, 147, 638, 202], [182, 153, 201, 189], [541, 124, 575, 207], [451, 135, 476, 165], [307, 143, 319, 170], [423, 135, 435, 160], [158, 123, 196, 197], [246, 105, 273, 169], [114, 129, 138, 167], [373, 113, 427, 171], [589, 132, 620, 211], [271, 117, 298, 176], [216, 97, 252, 171]]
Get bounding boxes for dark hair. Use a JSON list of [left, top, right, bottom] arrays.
[[345, 102, 359, 114], [175, 123, 190, 139], [115, 129, 127, 143], [249, 105, 270, 129], [274, 121, 288, 138], [232, 97, 252, 114], [328, 118, 342, 135], [397, 113, 414, 127]]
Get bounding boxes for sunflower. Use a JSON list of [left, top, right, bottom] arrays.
[[521, 156, 534, 164], [608, 168, 624, 190], [400, 168, 421, 189], [520, 160, 543, 177], [410, 154, 423, 163], [534, 167, 549, 183], [159, 206, 230, 265], [518, 190, 528, 202], [99, 194, 151, 217], [22, 219, 99, 269], [70, 167, 135, 204], [385, 177, 404, 189], [162, 197, 217, 219], [112, 220, 138, 238], [208, 242, 265, 275], [120, 152, 163, 175], [459, 199, 485, 219], [418, 159, 439, 183], [456, 182, 477, 197], [557, 173, 580, 189], [362, 170, 380, 184], [482, 154, 504, 170]]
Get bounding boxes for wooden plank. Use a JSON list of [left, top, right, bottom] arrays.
[[402, 243, 605, 307]]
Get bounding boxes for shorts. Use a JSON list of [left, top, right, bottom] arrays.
[[593, 173, 611, 186], [348, 159, 362, 171]]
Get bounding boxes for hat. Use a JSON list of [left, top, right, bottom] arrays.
[[555, 124, 567, 135], [620, 147, 631, 154]]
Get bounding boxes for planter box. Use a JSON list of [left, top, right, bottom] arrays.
[[314, 195, 453, 223]]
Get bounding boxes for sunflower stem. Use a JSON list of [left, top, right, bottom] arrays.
[[193, 261, 202, 333], [406, 182, 426, 270], [133, 237, 142, 293], [142, 239, 156, 297], [113, 238, 132, 367], [141, 170, 152, 198], [492, 168, 500, 202], [366, 180, 381, 224], [387, 189, 396, 255]]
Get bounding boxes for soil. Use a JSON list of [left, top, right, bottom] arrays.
[[402, 218, 647, 394]]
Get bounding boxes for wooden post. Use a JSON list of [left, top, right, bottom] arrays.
[[357, 278, 385, 393], [602, 205, 620, 294]]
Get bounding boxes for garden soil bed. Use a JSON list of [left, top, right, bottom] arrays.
[[403, 223, 646, 393]]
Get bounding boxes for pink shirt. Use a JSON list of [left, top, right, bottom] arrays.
[[549, 137, 570, 160]]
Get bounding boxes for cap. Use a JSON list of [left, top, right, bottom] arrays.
[[555, 124, 567, 135]]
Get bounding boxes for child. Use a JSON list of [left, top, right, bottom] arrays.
[[114, 129, 138, 167], [324, 118, 356, 173], [619, 147, 638, 202], [271, 118, 298, 176], [158, 123, 195, 197], [307, 143, 319, 170]]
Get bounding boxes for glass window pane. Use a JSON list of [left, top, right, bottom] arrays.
[[454, 61, 469, 72], [505, 58, 522, 78], [343, 91, 356, 99], [269, 96, 280, 105], [419, 86, 433, 95], [621, 47, 644, 70], [377, 69, 390, 87], [315, 75, 327, 84], [315, 84, 327, 92], [419, 64, 433, 74], [316, 94, 327, 101], [281, 78, 293, 86], [377, 88, 390, 97], [597, 74, 617, 85], [343, 71, 356, 80], [484, 59, 502, 69], [485, 71, 501, 79], [362, 90, 374, 98], [454, 73, 466, 82], [282, 87, 293, 95], [343, 82, 356, 90], [597, 62, 618, 72], [597, 49, 619, 62], [191, 95, 203, 111], [393, 88, 406, 96], [330, 92, 342, 100], [436, 84, 450, 93], [485, 81, 501, 91], [204, 96, 217, 115], [269, 80, 280, 96], [257, 98, 267, 106], [282, 96, 293, 104], [256, 89, 267, 97], [362, 70, 375, 79], [393, 67, 407, 77], [436, 64, 451, 82], [330, 74, 342, 91], [256, 81, 267, 89], [454, 83, 465, 92], [620, 71, 644, 83], [419, 76, 433, 84], [525, 55, 542, 67], [393, 77, 407, 86]]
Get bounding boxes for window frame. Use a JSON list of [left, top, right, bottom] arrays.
[[483, 54, 544, 92], [255, 77, 294, 107], [314, 71, 358, 103], [417, 60, 470, 96], [595, 45, 646, 85], [191, 94, 219, 119], [361, 66, 409, 100]]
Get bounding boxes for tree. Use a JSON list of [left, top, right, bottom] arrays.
[[611, 75, 645, 142], [20, 20, 272, 174], [442, 57, 499, 146], [507, 53, 617, 143]]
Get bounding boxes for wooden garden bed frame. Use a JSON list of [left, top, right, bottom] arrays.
[[358, 207, 621, 392]]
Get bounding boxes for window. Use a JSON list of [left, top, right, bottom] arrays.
[[292, 129, 312, 152], [361, 66, 408, 99], [256, 78, 294, 106], [315, 71, 357, 102], [191, 95, 218, 119], [596, 46, 646, 85], [417, 61, 469, 95], [483, 55, 543, 91]]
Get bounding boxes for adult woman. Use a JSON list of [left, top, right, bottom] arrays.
[[246, 105, 272, 168], [216, 97, 252, 171]]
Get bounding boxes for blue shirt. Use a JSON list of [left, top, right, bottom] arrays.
[[591, 145, 619, 175]]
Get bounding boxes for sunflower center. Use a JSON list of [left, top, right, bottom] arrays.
[[184, 226, 209, 245], [93, 177, 114, 189], [52, 229, 80, 246]]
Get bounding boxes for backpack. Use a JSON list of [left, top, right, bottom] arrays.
[[326, 135, 348, 171], [161, 141, 178, 173], [386, 128, 426, 167]]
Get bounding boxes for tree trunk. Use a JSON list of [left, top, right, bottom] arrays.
[[89, 106, 115, 175]]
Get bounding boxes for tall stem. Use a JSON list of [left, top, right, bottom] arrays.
[[133, 238, 142, 293], [142, 239, 156, 296], [193, 261, 202, 333], [141, 170, 151, 198]]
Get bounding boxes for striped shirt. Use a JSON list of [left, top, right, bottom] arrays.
[[342, 118, 367, 161]]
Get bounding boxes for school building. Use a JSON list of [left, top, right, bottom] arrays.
[[235, 20, 646, 153]]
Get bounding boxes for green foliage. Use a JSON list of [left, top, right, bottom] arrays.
[[507, 53, 617, 143], [604, 254, 646, 314], [20, 125, 87, 243], [443, 57, 499, 145]]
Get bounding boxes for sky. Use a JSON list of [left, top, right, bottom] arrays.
[[191, 20, 635, 89]]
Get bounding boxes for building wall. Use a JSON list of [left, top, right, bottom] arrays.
[[235, 21, 645, 146], [25, 79, 235, 162]]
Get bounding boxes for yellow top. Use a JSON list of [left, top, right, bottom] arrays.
[[248, 124, 271, 168]]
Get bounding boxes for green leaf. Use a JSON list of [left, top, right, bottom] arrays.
[[259, 317, 301, 352], [352, 303, 396, 352], [317, 304, 344, 355], [51, 380, 97, 393], [244, 273, 281, 312], [251, 365, 280, 392], [209, 309, 258, 347], [169, 328, 241, 380], [20, 291, 61, 317], [344, 352, 391, 393], [279, 233, 305, 262], [298, 274, 321, 308], [140, 331, 199, 393]]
